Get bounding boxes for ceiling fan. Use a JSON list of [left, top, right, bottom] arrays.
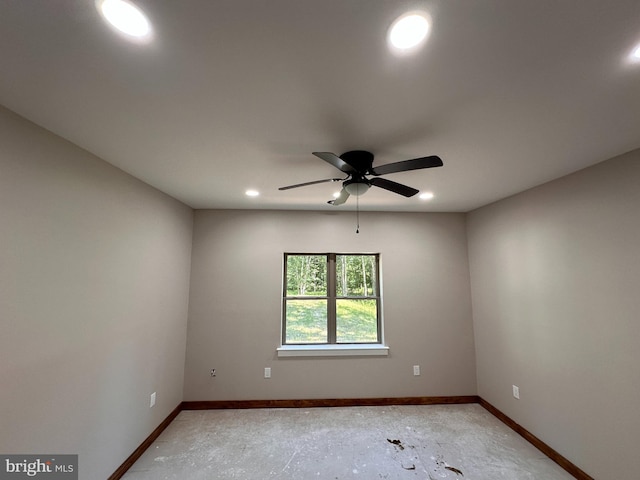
[[279, 150, 443, 205]]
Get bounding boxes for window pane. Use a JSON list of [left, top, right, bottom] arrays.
[[336, 299, 378, 343], [286, 255, 327, 296], [336, 255, 377, 297], [285, 299, 328, 343]]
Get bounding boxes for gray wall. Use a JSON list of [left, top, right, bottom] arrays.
[[467, 149, 640, 480], [184, 209, 476, 400], [0, 106, 194, 480]]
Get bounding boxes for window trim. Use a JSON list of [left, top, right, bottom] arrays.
[[277, 344, 389, 357], [282, 252, 383, 346]]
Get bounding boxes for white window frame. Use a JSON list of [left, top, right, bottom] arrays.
[[278, 253, 388, 357]]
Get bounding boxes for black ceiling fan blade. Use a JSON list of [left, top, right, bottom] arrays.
[[370, 155, 443, 176], [279, 178, 344, 191], [313, 152, 356, 173], [370, 177, 419, 197], [329, 188, 350, 205]]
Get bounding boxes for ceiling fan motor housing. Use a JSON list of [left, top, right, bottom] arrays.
[[340, 150, 374, 173]]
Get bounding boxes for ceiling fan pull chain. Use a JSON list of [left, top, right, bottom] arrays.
[[356, 194, 360, 234]]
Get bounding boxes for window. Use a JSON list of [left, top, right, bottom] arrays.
[[282, 253, 381, 345]]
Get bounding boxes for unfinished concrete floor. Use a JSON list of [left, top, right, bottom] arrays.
[[121, 404, 575, 479]]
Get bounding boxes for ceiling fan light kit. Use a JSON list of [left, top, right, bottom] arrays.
[[344, 181, 370, 196]]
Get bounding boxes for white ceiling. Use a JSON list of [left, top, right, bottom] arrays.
[[1, 1, 639, 212]]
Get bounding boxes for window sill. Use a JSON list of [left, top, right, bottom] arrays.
[[277, 344, 389, 358]]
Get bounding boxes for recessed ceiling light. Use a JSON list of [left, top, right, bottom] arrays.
[[631, 43, 640, 62], [97, 0, 152, 40], [388, 12, 431, 54], [245, 189, 260, 197], [419, 192, 435, 200]]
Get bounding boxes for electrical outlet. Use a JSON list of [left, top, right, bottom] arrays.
[[264, 367, 271, 379], [413, 365, 421, 376], [150, 392, 156, 408], [512, 385, 520, 399]]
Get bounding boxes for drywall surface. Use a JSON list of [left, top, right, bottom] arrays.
[[184, 209, 476, 400], [467, 149, 640, 480], [0, 105, 193, 480]]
